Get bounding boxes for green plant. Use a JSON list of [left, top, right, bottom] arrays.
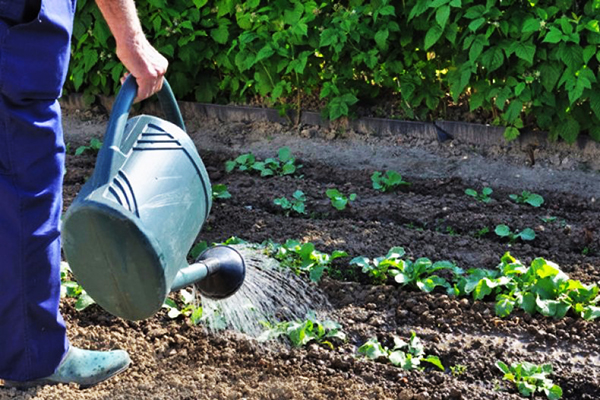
[[74, 137, 102, 156], [496, 361, 562, 400], [474, 226, 490, 238], [162, 288, 203, 325], [509, 191, 545, 207], [465, 187, 493, 203], [358, 332, 444, 371], [212, 183, 232, 200], [350, 246, 406, 284], [225, 153, 257, 173], [450, 364, 468, 377], [371, 170, 411, 192], [225, 148, 302, 177], [266, 239, 348, 282], [450, 252, 600, 320], [351, 247, 458, 291], [258, 311, 346, 348], [495, 224, 536, 244], [274, 190, 307, 216], [325, 188, 357, 210], [60, 262, 95, 311]]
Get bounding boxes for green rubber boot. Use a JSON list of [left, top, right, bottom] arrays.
[[4, 346, 131, 389]]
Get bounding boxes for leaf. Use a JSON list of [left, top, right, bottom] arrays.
[[422, 355, 445, 371], [504, 126, 520, 141], [358, 338, 387, 360], [480, 47, 504, 72], [75, 292, 95, 311], [375, 29, 389, 49], [495, 225, 511, 237], [496, 360, 511, 375], [424, 25, 444, 50], [543, 26, 564, 43], [522, 18, 540, 33], [554, 117, 580, 144], [582, 306, 600, 320], [436, 5, 450, 29], [495, 294, 515, 317], [510, 41, 536, 64], [518, 228, 536, 241]]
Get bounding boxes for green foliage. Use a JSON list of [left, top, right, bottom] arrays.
[[496, 361, 562, 400], [274, 190, 307, 216], [358, 332, 444, 371], [74, 138, 102, 156], [465, 187, 493, 203], [452, 252, 600, 320], [226, 147, 302, 177], [325, 188, 357, 210], [353, 247, 599, 321], [258, 311, 346, 348], [350, 247, 459, 289], [162, 288, 203, 324], [495, 224, 536, 244], [371, 171, 411, 193], [509, 191, 545, 207], [266, 239, 348, 282], [60, 262, 95, 311], [212, 183, 232, 200], [69, 0, 600, 142]]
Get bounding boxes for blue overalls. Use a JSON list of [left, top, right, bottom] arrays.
[[0, 0, 76, 381]]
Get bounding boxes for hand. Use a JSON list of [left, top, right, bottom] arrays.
[[116, 33, 168, 102]]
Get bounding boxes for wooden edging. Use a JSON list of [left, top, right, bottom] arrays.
[[60, 94, 600, 158]]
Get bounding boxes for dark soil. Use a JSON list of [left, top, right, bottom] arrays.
[[1, 110, 599, 400]]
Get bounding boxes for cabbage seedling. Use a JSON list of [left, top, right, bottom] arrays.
[[465, 187, 493, 203], [358, 333, 444, 371], [496, 361, 562, 400], [495, 224, 536, 244], [212, 183, 231, 200], [325, 188, 356, 210], [258, 311, 346, 348], [371, 170, 410, 192], [75, 137, 102, 156], [509, 191, 544, 207], [274, 190, 307, 216], [60, 262, 95, 311]]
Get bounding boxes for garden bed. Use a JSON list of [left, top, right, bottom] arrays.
[[1, 110, 599, 400]]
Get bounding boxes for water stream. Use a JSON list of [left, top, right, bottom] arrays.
[[195, 244, 332, 337]]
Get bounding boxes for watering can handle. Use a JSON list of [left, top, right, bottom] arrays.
[[94, 75, 186, 184]]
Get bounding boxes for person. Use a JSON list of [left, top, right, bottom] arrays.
[[0, 0, 168, 387]]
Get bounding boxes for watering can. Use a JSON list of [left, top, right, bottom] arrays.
[[62, 75, 246, 321]]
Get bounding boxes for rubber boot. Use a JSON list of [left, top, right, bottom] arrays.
[[3, 347, 131, 389]]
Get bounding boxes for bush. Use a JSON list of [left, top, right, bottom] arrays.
[[67, 0, 600, 143]]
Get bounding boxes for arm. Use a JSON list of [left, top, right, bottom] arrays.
[[95, 0, 168, 101]]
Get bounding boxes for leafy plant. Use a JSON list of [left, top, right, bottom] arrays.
[[450, 364, 468, 377], [496, 361, 562, 400], [225, 153, 257, 173], [451, 252, 600, 320], [358, 332, 444, 371], [60, 262, 95, 311], [162, 288, 203, 325], [351, 247, 458, 290], [74, 138, 102, 156], [474, 226, 490, 238], [266, 239, 348, 282], [371, 171, 411, 193], [509, 191, 544, 207], [495, 224, 536, 244], [465, 187, 493, 203], [212, 183, 232, 200], [274, 190, 307, 216], [252, 147, 302, 177], [325, 188, 357, 210], [258, 311, 346, 348]]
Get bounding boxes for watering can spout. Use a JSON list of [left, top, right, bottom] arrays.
[[171, 245, 246, 299]]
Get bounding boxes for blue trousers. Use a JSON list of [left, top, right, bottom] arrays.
[[0, 0, 75, 381]]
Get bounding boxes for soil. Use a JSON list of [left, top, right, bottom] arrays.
[[1, 108, 599, 400]]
